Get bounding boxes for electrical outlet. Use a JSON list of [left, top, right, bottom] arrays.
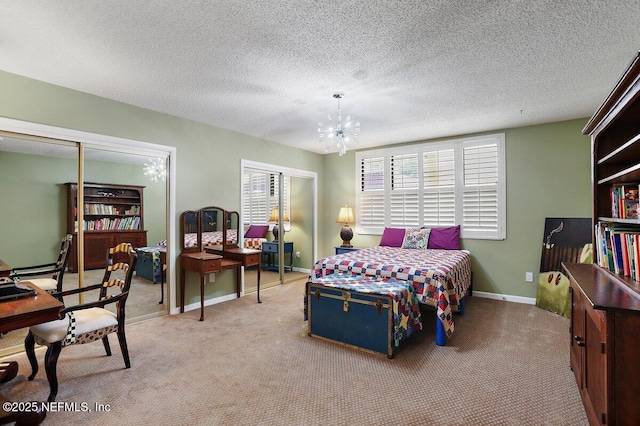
[[209, 273, 215, 283], [525, 272, 534, 282], [295, 251, 301, 258]]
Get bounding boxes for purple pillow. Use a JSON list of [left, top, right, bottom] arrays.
[[427, 226, 461, 250], [245, 225, 269, 238], [379, 227, 406, 247]]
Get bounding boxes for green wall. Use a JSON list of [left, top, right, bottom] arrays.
[[0, 68, 592, 303], [0, 150, 166, 266], [0, 69, 323, 306], [322, 119, 592, 299]]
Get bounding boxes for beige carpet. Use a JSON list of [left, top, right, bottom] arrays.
[[0, 269, 167, 356], [0, 278, 588, 425]]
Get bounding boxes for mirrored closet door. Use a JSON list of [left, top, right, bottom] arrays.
[[241, 161, 317, 294], [82, 147, 168, 319], [0, 127, 173, 357]]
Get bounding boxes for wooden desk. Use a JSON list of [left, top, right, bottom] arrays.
[[0, 281, 63, 425], [212, 247, 262, 303], [180, 251, 241, 321], [0, 282, 64, 334]]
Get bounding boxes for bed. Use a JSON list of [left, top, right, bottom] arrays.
[[308, 226, 472, 345], [243, 225, 269, 250]]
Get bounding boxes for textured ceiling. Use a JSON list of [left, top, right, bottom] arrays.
[[0, 1, 639, 155]]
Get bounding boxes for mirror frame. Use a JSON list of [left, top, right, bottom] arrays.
[[179, 206, 242, 255]]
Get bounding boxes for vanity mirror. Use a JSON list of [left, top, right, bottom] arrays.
[[181, 210, 200, 252], [200, 206, 225, 252], [225, 211, 240, 249]]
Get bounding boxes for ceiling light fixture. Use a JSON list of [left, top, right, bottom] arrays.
[[318, 92, 360, 156], [143, 158, 167, 182]]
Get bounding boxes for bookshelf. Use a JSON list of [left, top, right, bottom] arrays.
[[66, 182, 147, 272], [562, 52, 640, 426]]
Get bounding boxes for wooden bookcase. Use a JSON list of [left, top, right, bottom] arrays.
[[562, 52, 640, 426], [66, 182, 147, 272]]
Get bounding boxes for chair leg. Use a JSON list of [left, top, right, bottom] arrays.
[[24, 331, 39, 381], [117, 330, 131, 369], [44, 342, 62, 402], [102, 336, 112, 356]]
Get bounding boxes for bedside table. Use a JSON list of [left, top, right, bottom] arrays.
[[262, 241, 294, 272], [335, 246, 363, 255]]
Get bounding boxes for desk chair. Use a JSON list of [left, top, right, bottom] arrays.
[[10, 234, 73, 293], [24, 243, 137, 402]]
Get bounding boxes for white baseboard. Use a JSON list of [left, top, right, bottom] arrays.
[[472, 290, 536, 305], [170, 292, 238, 315]]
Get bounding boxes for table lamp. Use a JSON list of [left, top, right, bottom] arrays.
[[268, 208, 289, 241], [336, 205, 355, 247]]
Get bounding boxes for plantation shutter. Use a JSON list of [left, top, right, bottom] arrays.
[[355, 133, 505, 240], [462, 142, 500, 236], [359, 156, 385, 231], [242, 171, 289, 225], [390, 153, 420, 227], [423, 149, 456, 226]]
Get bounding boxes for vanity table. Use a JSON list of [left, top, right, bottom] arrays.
[[223, 247, 262, 302], [179, 251, 223, 321], [179, 207, 261, 321]]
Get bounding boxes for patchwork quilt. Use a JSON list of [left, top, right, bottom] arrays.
[[309, 246, 472, 338]]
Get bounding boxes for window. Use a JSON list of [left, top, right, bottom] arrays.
[[242, 169, 290, 227], [355, 133, 505, 240]]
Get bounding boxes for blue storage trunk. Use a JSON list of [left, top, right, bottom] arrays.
[[307, 281, 395, 358], [135, 247, 163, 283]]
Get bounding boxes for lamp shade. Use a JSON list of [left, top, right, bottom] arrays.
[[268, 208, 289, 223], [336, 205, 354, 224]]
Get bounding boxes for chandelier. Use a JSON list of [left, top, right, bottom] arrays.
[[143, 158, 167, 182], [318, 92, 360, 156]]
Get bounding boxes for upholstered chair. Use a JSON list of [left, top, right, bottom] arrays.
[[24, 242, 138, 402], [10, 234, 73, 293]]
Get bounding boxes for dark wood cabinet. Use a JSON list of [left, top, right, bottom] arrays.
[[564, 51, 640, 426], [66, 182, 147, 272], [564, 264, 640, 426]]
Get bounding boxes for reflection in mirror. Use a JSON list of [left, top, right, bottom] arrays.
[[0, 134, 78, 356], [240, 165, 315, 294], [83, 147, 168, 319], [182, 210, 200, 251], [226, 211, 239, 248], [200, 206, 224, 251]]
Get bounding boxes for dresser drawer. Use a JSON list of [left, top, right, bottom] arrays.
[[262, 243, 278, 254], [201, 258, 221, 272], [244, 252, 261, 266]]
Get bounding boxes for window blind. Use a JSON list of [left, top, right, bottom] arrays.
[[355, 134, 505, 240]]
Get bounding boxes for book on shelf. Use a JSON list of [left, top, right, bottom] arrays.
[[624, 186, 639, 219], [610, 183, 640, 219], [596, 222, 640, 280]]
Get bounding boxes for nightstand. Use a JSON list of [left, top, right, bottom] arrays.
[[335, 246, 363, 255], [262, 241, 294, 272]]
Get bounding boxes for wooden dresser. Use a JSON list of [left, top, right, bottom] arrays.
[[565, 51, 640, 426]]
